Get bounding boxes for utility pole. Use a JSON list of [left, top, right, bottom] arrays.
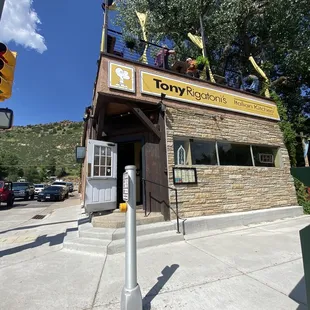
[[0, 0, 5, 22], [300, 132, 309, 167]]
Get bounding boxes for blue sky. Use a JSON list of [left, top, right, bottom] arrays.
[[0, 0, 116, 126]]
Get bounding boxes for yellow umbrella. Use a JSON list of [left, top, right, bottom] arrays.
[[100, 2, 118, 52], [249, 56, 270, 98], [187, 33, 215, 83], [136, 11, 148, 64]]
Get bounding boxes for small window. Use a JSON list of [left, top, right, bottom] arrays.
[[93, 145, 113, 177], [191, 140, 217, 165], [218, 142, 252, 166], [174, 139, 191, 165], [252, 146, 278, 167]]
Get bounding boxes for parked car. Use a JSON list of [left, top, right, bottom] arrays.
[[67, 182, 74, 193], [34, 184, 46, 195], [12, 182, 35, 200], [37, 186, 66, 202], [0, 181, 14, 207], [52, 181, 69, 198]]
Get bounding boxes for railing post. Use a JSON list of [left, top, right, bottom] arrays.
[[175, 189, 180, 234], [149, 191, 152, 214], [162, 48, 166, 70], [143, 179, 146, 217]]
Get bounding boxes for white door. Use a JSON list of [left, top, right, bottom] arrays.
[[85, 139, 117, 213]]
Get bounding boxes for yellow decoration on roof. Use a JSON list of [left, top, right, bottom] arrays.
[[187, 33, 215, 83], [136, 11, 148, 64], [249, 56, 270, 98]]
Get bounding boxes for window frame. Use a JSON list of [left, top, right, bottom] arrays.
[[173, 136, 281, 168], [92, 144, 113, 178]]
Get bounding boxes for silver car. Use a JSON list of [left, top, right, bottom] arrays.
[[34, 184, 46, 195]]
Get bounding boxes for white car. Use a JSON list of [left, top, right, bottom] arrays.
[[34, 184, 46, 195], [52, 181, 69, 198]]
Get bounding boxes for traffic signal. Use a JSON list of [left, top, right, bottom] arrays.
[[0, 43, 17, 101]]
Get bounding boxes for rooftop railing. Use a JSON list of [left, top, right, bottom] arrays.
[[104, 28, 265, 96]]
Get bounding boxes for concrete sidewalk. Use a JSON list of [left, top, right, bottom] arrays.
[[0, 203, 308, 310]]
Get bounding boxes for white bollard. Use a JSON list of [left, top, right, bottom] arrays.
[[120, 165, 143, 310]]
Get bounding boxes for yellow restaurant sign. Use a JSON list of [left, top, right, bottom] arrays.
[[140, 71, 280, 120], [108, 62, 135, 93]]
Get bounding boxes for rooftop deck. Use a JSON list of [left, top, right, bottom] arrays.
[[91, 29, 279, 122]]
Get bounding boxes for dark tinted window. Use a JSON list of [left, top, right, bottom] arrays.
[[13, 182, 28, 189], [191, 141, 217, 165], [53, 182, 67, 186], [252, 146, 277, 167], [218, 142, 252, 166], [45, 186, 62, 192]]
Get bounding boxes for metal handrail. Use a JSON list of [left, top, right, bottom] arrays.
[[142, 178, 180, 234]]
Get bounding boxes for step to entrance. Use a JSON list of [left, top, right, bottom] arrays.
[[64, 237, 110, 256], [91, 210, 165, 228], [63, 211, 182, 256], [108, 230, 183, 255]]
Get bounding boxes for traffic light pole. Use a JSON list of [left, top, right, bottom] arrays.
[[0, 0, 5, 22], [121, 165, 143, 310]]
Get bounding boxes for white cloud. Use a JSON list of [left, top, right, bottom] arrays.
[[0, 0, 47, 53]]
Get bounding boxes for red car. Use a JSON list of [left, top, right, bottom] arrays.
[[0, 181, 14, 207]]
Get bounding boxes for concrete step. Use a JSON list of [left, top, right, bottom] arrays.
[[79, 228, 114, 240], [107, 231, 184, 255], [79, 221, 177, 241], [113, 221, 176, 240], [92, 212, 165, 228], [63, 237, 109, 256]]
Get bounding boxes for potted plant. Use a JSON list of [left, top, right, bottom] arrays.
[[124, 36, 136, 50], [196, 56, 209, 71]]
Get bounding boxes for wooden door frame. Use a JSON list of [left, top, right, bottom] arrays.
[[108, 134, 145, 207]]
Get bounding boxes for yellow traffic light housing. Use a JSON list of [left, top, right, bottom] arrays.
[[0, 43, 17, 101]]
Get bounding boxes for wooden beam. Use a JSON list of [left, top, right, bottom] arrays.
[[96, 104, 107, 140], [127, 103, 161, 139]]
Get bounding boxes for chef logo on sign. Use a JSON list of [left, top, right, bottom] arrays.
[[115, 67, 131, 88]]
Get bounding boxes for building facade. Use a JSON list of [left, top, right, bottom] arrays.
[[81, 48, 298, 219]]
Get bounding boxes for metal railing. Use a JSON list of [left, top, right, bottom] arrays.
[[106, 29, 174, 70], [105, 28, 265, 96], [142, 178, 180, 234]]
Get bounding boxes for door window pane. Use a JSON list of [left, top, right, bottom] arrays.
[[93, 145, 113, 177], [107, 157, 111, 166], [94, 146, 100, 155], [93, 166, 100, 176], [191, 141, 217, 165], [106, 167, 112, 176], [94, 156, 100, 165], [100, 167, 106, 176], [218, 142, 252, 166], [252, 146, 278, 167]]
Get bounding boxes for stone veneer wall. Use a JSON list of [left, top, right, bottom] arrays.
[[165, 103, 298, 218]]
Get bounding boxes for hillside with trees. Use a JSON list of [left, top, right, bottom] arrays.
[[0, 121, 83, 183]]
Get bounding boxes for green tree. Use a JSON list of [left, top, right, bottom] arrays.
[[24, 167, 41, 183], [47, 158, 57, 176], [17, 168, 24, 178], [56, 167, 68, 179], [0, 151, 20, 180]]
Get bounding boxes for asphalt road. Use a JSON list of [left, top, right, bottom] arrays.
[[0, 193, 79, 233]]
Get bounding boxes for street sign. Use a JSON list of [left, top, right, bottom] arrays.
[[123, 172, 129, 202]]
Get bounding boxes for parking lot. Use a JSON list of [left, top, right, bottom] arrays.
[[0, 192, 80, 238]]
